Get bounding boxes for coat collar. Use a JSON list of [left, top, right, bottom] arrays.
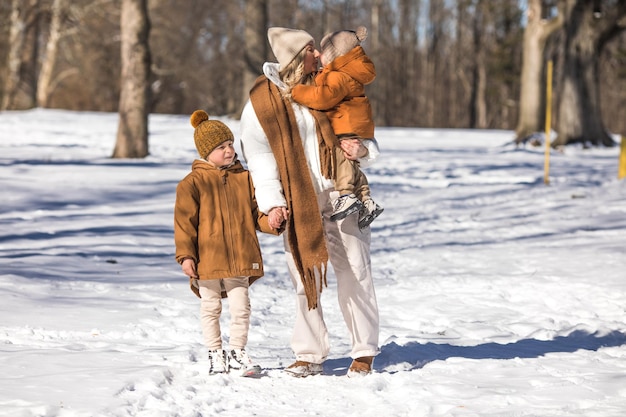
[[262, 62, 287, 90]]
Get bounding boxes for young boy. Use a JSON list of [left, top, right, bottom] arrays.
[[174, 110, 281, 377], [291, 26, 383, 229]]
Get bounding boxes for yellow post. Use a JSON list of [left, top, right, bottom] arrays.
[[619, 136, 626, 180], [544, 60, 553, 185]]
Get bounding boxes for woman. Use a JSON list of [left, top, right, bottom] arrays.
[[239, 27, 380, 377]]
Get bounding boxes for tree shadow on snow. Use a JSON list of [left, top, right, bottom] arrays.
[[323, 329, 626, 376]]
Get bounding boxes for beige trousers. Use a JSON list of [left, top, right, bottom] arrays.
[[334, 146, 371, 200], [198, 277, 250, 351], [284, 189, 380, 363]]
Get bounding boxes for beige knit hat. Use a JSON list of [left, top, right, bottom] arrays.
[[190, 110, 234, 159], [267, 27, 314, 70], [320, 26, 368, 64]]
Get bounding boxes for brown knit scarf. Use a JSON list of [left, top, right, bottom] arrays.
[[249, 75, 337, 310]]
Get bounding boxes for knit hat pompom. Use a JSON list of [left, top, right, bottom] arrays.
[[321, 26, 368, 64], [190, 110, 234, 159], [190, 109, 209, 129], [355, 26, 368, 42]]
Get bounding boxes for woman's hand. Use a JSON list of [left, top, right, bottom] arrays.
[[268, 206, 289, 230], [340, 138, 368, 160]]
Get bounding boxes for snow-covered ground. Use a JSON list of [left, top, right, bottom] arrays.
[[1, 109, 625, 417]]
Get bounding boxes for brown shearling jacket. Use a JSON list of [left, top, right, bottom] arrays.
[[174, 159, 279, 297]]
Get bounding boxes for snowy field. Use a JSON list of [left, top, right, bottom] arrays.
[[1, 109, 625, 417]]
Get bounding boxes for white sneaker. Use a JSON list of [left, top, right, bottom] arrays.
[[228, 348, 262, 377], [358, 198, 384, 229], [330, 193, 363, 221], [284, 361, 323, 378], [208, 349, 228, 375]]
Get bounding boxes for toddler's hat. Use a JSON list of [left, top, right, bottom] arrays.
[[321, 26, 367, 63]]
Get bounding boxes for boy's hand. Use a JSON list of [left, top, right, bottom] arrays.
[[182, 258, 198, 278]]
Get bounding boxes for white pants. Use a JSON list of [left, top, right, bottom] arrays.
[[285, 189, 380, 363], [198, 277, 250, 351]]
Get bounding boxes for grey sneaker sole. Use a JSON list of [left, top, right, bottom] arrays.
[[358, 206, 384, 229], [330, 201, 363, 222], [241, 364, 263, 377], [208, 369, 228, 375]]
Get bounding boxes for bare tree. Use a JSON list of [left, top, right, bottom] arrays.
[[426, 0, 445, 126], [397, 0, 419, 125], [452, 0, 472, 127], [2, 0, 39, 110], [515, 0, 563, 143], [599, 29, 626, 135], [367, 0, 384, 126], [555, 0, 626, 147], [470, 0, 488, 128], [1, 0, 23, 110], [112, 0, 151, 158], [36, 0, 63, 108], [1, 0, 625, 134], [238, 0, 267, 118], [370, 0, 380, 52], [36, 0, 79, 107]]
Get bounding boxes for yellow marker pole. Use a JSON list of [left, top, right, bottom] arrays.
[[544, 60, 553, 185], [619, 136, 626, 180]]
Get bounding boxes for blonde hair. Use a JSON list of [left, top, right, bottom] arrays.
[[279, 46, 316, 99]]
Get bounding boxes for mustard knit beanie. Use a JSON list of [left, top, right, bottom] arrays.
[[320, 26, 368, 64], [190, 110, 234, 159], [267, 27, 314, 70]]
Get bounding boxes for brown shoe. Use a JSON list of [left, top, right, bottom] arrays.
[[348, 356, 374, 377], [284, 360, 323, 377]]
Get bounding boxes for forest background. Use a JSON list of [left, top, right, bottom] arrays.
[[1, 0, 625, 153]]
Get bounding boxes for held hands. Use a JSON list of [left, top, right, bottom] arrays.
[[340, 138, 368, 160], [182, 258, 198, 278], [268, 206, 289, 230]]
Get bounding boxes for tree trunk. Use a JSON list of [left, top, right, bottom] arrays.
[[238, 0, 267, 118], [453, 0, 469, 127], [399, 0, 418, 125], [515, 0, 563, 143], [113, 0, 151, 159], [370, 0, 380, 51], [470, 0, 487, 129], [555, 0, 626, 147], [2, 0, 27, 110], [37, 0, 64, 108], [426, 0, 443, 126]]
